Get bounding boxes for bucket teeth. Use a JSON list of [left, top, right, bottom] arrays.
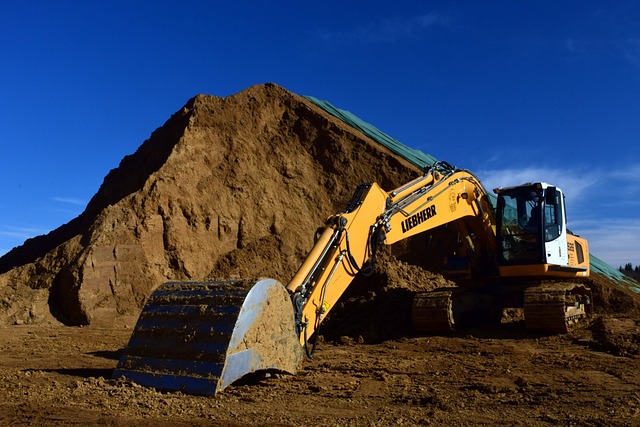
[[113, 278, 303, 395]]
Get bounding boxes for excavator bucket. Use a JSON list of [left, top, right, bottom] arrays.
[[112, 278, 303, 396]]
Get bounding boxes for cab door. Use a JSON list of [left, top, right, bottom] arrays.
[[542, 187, 569, 266]]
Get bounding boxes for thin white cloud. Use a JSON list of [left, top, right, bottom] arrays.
[[574, 218, 640, 268], [620, 38, 640, 68], [0, 198, 87, 257], [476, 162, 640, 204], [315, 12, 449, 45], [474, 166, 600, 203], [0, 223, 59, 256], [611, 162, 640, 184], [0, 225, 49, 240], [564, 38, 604, 57], [53, 196, 87, 206], [564, 36, 640, 69]]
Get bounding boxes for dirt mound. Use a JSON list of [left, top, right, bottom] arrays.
[[0, 83, 425, 327], [590, 272, 640, 316], [590, 316, 640, 356]]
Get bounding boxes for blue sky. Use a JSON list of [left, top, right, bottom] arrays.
[[1, 1, 639, 268]]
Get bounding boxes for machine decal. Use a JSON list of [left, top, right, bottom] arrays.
[[401, 205, 437, 233], [449, 189, 457, 212]]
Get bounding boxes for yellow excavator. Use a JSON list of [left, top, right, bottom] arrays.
[[113, 162, 591, 395]]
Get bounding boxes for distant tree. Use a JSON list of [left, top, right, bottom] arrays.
[[619, 263, 632, 272], [619, 263, 640, 281]]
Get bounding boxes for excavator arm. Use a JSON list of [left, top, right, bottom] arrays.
[[286, 162, 497, 351]]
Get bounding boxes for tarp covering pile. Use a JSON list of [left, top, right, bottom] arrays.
[[303, 96, 437, 169]]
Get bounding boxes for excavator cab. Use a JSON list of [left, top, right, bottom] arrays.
[[494, 183, 589, 277], [495, 183, 547, 265]]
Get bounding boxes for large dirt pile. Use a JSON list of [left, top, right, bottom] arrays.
[[0, 83, 430, 327], [0, 83, 638, 334]]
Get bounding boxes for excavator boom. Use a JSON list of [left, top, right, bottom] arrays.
[[285, 162, 498, 350]]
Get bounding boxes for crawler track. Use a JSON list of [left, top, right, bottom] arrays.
[[412, 289, 455, 333], [523, 282, 592, 333]]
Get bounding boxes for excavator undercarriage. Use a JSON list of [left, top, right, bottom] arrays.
[[412, 281, 592, 334]]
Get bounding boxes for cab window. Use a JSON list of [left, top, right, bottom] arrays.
[[543, 188, 562, 242]]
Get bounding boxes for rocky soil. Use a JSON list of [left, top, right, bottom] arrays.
[[0, 317, 638, 426]]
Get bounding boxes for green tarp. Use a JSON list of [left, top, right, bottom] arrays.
[[591, 256, 640, 294], [303, 96, 437, 169], [305, 95, 639, 292]]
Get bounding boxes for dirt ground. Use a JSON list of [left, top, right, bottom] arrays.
[[0, 315, 638, 426]]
